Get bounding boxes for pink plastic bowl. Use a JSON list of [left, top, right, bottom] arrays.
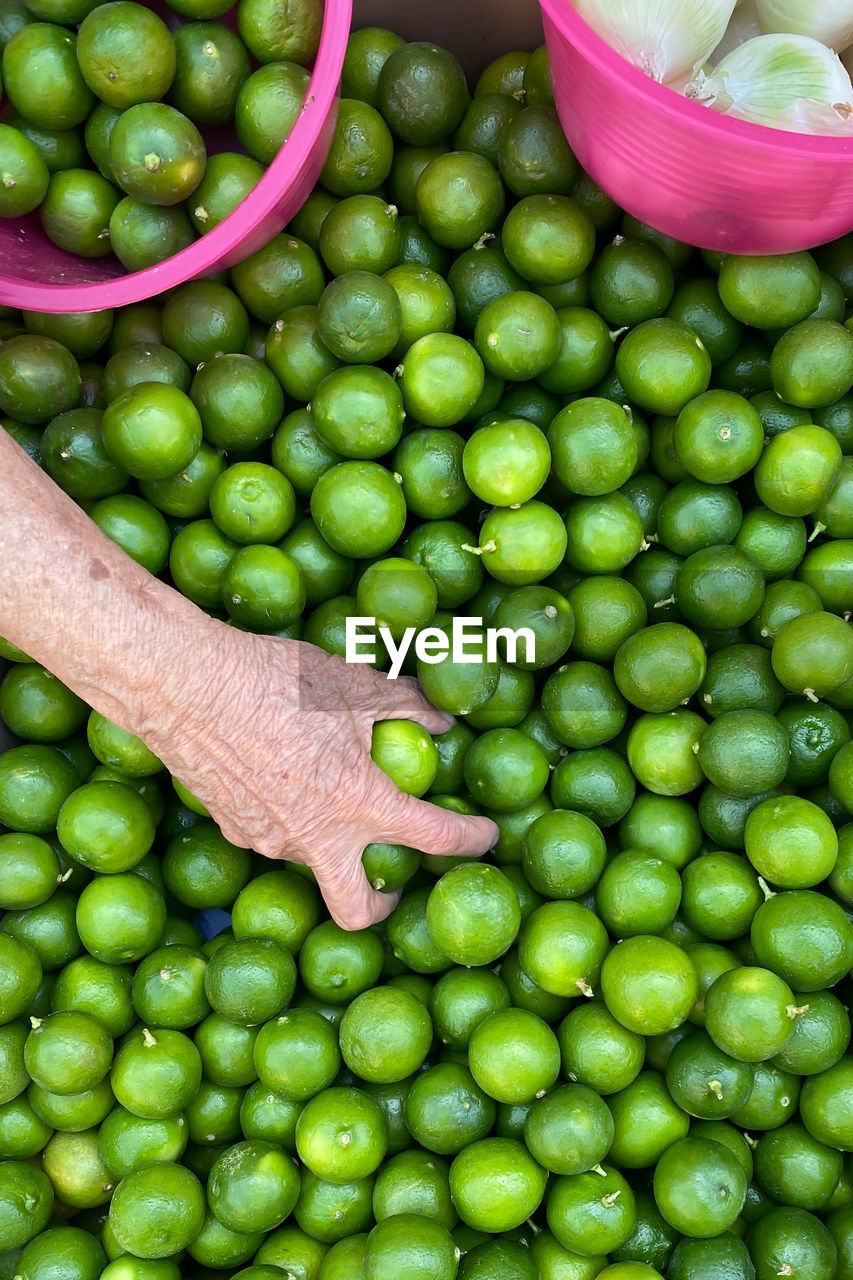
[[0, 0, 351, 313], [540, 0, 853, 254]]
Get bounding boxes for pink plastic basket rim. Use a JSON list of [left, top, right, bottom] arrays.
[[540, 0, 853, 160], [0, 0, 352, 311]]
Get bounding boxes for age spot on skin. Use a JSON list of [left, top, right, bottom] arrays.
[[89, 558, 110, 580]]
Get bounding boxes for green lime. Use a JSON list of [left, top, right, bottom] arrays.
[[426, 864, 520, 966], [190, 151, 264, 234], [169, 21, 250, 124], [751, 888, 852, 990], [450, 1137, 547, 1232], [616, 319, 711, 416], [468, 1007, 559, 1104], [88, 493, 170, 575], [590, 236, 673, 328], [402, 1062, 495, 1157], [546, 1165, 636, 1257], [705, 966, 797, 1062], [774, 987, 850, 1076], [0, 934, 42, 1024], [109, 198, 194, 272], [0, 665, 87, 744], [601, 935, 697, 1035], [748, 1205, 836, 1280], [653, 1136, 746, 1237], [3, 24, 94, 129], [49, 955, 133, 1038], [415, 150, 504, 251], [696, 709, 789, 799], [312, 365, 404, 460], [606, 1070, 689, 1169], [77, 2, 175, 107], [503, 193, 594, 286], [399, 332, 485, 427], [557, 1000, 645, 1096], [0, 125, 49, 216], [718, 252, 820, 329], [98, 1107, 187, 1180], [377, 42, 469, 145], [565, 492, 644, 575], [210, 461, 295, 544], [24, 1009, 112, 1094], [674, 390, 763, 483], [75, 871, 166, 965], [108, 1161, 204, 1258], [462, 418, 550, 505], [626, 710, 706, 796], [207, 1139, 300, 1234], [680, 852, 762, 941], [744, 794, 838, 887], [755, 424, 842, 517], [320, 96, 394, 197], [299, 920, 384, 1004], [311, 461, 406, 558], [295, 1086, 387, 1182], [518, 899, 608, 998], [339, 986, 432, 1083], [548, 398, 636, 496], [204, 937, 296, 1026], [56, 780, 154, 874], [108, 102, 204, 206], [40, 407, 128, 502], [474, 290, 559, 381], [772, 318, 853, 407], [316, 270, 402, 364], [664, 1027, 754, 1120], [0, 834, 58, 912], [371, 720, 438, 797], [799, 1056, 853, 1151], [341, 25, 405, 105], [0, 1160, 53, 1250], [40, 169, 119, 258], [497, 104, 576, 197], [364, 1213, 458, 1280], [130, 944, 209, 1029], [596, 850, 682, 938], [253, 1009, 339, 1101], [101, 382, 201, 482], [614, 623, 706, 713], [111, 1026, 201, 1118], [524, 1083, 613, 1176]]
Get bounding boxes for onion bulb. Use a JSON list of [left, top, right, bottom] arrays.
[[755, 0, 853, 53], [690, 32, 853, 131], [572, 0, 738, 85]]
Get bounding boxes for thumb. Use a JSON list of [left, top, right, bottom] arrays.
[[311, 845, 402, 932]]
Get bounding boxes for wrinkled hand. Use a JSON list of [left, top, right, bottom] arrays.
[[139, 623, 498, 930]]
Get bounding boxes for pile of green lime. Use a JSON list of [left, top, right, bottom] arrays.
[[0, 0, 323, 268], [1, 27, 853, 1280]]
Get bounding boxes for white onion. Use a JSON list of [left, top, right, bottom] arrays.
[[755, 0, 853, 52], [572, 0, 738, 85], [690, 32, 853, 131]]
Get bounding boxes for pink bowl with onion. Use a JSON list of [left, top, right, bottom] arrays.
[[540, 0, 853, 254]]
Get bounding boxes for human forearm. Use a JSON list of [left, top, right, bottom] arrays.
[[0, 429, 497, 926], [0, 427, 211, 737]]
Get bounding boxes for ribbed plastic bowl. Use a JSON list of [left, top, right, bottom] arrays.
[[540, 0, 853, 254], [0, 0, 351, 313]]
